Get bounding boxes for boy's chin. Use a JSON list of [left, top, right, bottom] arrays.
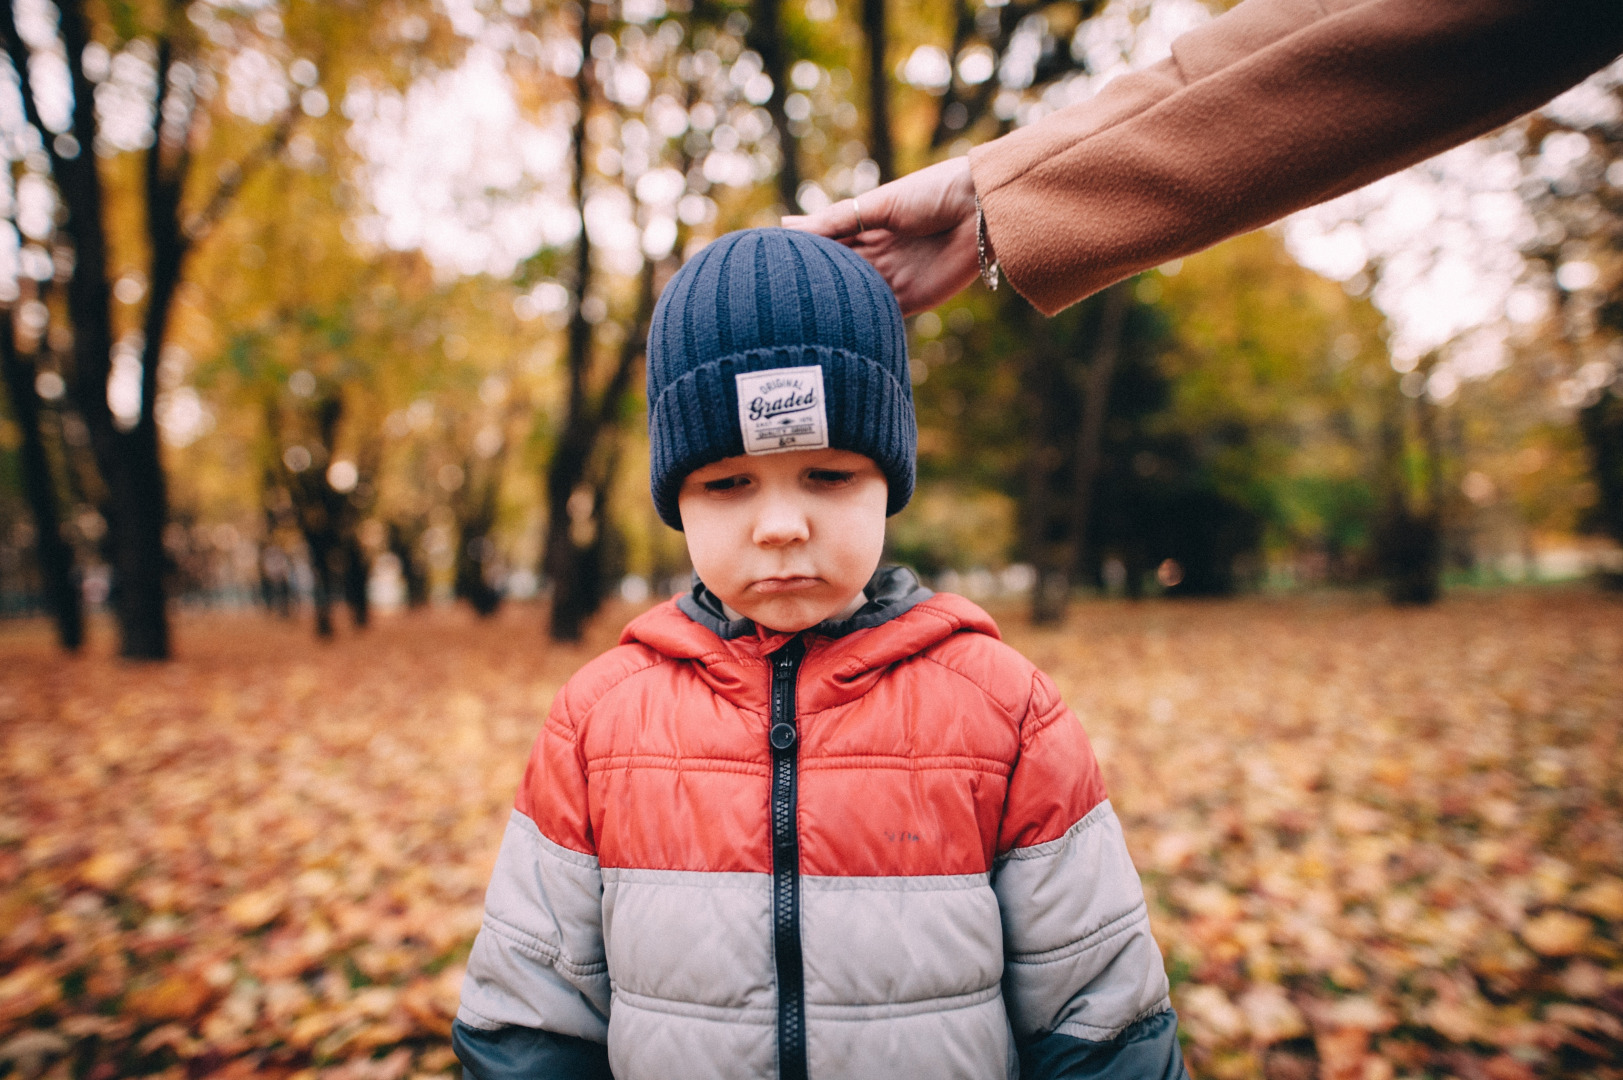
[[741, 601, 832, 634], [733, 591, 863, 634]]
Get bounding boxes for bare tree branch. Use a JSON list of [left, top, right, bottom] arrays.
[[928, 0, 1094, 152], [181, 109, 299, 250], [3, 0, 118, 449], [592, 257, 657, 436], [0, 0, 63, 173], [147, 36, 173, 209]]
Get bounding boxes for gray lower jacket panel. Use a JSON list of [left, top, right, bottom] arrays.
[[457, 811, 610, 1041], [603, 871, 1014, 1078], [803, 874, 1012, 1079], [460, 804, 1172, 1076], [460, 805, 1174, 1077], [995, 800, 1171, 1041], [608, 989, 779, 1080], [465, 855, 1030, 1078], [800, 873, 1003, 1010], [806, 990, 1016, 1080], [601, 869, 776, 1011]]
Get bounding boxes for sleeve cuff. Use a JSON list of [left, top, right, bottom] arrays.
[[1018, 1007, 1190, 1080], [452, 1018, 612, 1080]]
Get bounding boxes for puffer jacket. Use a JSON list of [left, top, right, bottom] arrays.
[[453, 568, 1187, 1080]]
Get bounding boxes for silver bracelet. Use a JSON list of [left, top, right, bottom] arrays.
[[975, 194, 999, 291]]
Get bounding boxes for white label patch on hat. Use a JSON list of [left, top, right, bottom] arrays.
[[735, 365, 829, 455]]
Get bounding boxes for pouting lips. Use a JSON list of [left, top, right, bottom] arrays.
[[751, 577, 823, 594]]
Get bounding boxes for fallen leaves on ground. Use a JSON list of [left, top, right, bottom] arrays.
[[1, 589, 1619, 1078], [1010, 589, 1623, 1080]]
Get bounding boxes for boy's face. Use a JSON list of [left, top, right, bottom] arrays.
[[678, 448, 887, 633]]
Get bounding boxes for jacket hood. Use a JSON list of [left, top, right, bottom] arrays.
[[619, 565, 1001, 714]]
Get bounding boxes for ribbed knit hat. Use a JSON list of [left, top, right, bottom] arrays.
[[646, 227, 915, 530]]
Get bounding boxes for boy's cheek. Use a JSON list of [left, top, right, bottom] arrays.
[[677, 509, 739, 580]]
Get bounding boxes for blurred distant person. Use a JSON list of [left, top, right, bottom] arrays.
[[784, 0, 1623, 316], [260, 545, 292, 618], [451, 229, 1188, 1080]]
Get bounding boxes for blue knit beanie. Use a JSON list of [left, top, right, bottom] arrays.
[[646, 227, 915, 530]]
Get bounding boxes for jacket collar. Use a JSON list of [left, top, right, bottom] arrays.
[[620, 566, 1001, 714]]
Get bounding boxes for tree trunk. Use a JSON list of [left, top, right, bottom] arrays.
[[343, 537, 370, 627], [1023, 306, 1069, 623], [542, 13, 657, 640], [749, 0, 799, 210], [388, 521, 428, 607], [260, 545, 293, 617], [545, 262, 654, 640], [284, 397, 361, 638], [1376, 498, 1442, 605], [861, 0, 894, 182], [1028, 284, 1129, 625], [1578, 391, 1623, 576], [60, 0, 170, 659], [4, 2, 283, 658], [111, 33, 191, 658], [308, 536, 337, 639], [296, 482, 342, 640], [0, 309, 83, 649], [544, 0, 604, 642], [1027, 470, 1070, 625], [455, 468, 503, 618], [1061, 281, 1129, 606], [544, 475, 606, 639], [1374, 385, 1441, 605], [109, 417, 173, 657], [1, 0, 173, 657]]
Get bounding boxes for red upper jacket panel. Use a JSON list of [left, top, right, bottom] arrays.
[[513, 592, 1109, 880]]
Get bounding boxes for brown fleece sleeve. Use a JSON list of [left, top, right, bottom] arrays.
[[969, 0, 1623, 315]]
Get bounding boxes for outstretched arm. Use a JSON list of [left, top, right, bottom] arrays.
[[786, 0, 1623, 316]]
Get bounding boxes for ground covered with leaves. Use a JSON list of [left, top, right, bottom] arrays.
[[1, 589, 1620, 1079]]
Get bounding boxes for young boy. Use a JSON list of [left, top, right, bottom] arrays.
[[452, 228, 1187, 1080]]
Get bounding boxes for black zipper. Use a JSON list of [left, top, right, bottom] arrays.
[[768, 636, 807, 1080]]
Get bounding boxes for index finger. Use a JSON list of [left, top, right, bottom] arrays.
[[781, 198, 866, 240]]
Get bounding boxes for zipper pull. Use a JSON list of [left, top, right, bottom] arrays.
[[769, 637, 803, 753]]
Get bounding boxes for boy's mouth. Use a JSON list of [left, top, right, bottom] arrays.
[[751, 576, 821, 594]]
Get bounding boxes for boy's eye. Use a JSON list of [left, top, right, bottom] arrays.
[[806, 469, 855, 486], [702, 475, 750, 493]]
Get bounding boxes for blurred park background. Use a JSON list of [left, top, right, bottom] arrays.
[[0, 0, 1620, 1077]]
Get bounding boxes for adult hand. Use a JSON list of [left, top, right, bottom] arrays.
[[781, 156, 984, 316]]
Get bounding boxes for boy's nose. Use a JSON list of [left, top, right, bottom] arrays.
[[752, 492, 810, 547]]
